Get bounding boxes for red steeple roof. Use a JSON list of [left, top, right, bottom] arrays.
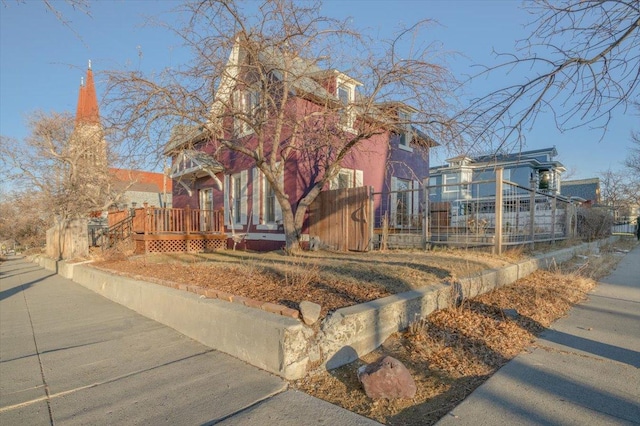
[[75, 61, 100, 125]]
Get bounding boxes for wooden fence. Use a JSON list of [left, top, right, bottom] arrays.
[[308, 186, 372, 251]]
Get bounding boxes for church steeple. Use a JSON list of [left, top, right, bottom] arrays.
[[75, 60, 100, 125], [71, 60, 107, 174]]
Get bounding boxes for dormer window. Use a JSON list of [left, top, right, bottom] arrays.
[[338, 84, 351, 105]]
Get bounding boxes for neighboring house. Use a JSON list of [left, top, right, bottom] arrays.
[[428, 147, 566, 202], [110, 168, 173, 209], [561, 178, 600, 206], [165, 41, 436, 251]]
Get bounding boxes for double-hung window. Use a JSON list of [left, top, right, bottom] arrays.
[[233, 89, 260, 136], [252, 168, 283, 230], [264, 178, 276, 224], [336, 82, 355, 129], [233, 175, 242, 224], [398, 110, 413, 150], [224, 171, 248, 229]]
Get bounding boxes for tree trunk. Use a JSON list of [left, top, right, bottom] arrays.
[[281, 206, 303, 254]]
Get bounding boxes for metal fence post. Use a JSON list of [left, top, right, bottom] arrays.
[[551, 196, 556, 244], [495, 168, 503, 255], [529, 178, 536, 249], [423, 183, 430, 250], [369, 186, 375, 251]]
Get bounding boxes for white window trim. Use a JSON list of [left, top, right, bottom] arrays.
[[398, 110, 414, 151], [390, 177, 417, 227], [199, 188, 213, 210], [224, 170, 248, 230], [443, 173, 459, 193], [336, 77, 356, 131], [329, 168, 363, 190], [233, 89, 258, 138], [252, 167, 284, 230]]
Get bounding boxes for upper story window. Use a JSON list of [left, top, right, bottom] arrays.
[[233, 89, 260, 136], [336, 79, 356, 129], [398, 110, 413, 149], [443, 173, 459, 193]]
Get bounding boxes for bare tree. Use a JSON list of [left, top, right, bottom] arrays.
[[625, 102, 640, 175], [628, 130, 640, 174], [600, 168, 633, 221], [0, 111, 117, 227], [0, 191, 50, 249], [463, 0, 640, 150], [106, 0, 465, 252]]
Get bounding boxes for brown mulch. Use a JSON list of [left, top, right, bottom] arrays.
[[92, 257, 391, 317], [92, 248, 510, 318]]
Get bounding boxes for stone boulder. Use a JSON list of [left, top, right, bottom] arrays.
[[357, 356, 416, 400], [299, 301, 321, 325]]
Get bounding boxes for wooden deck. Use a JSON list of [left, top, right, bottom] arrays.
[[111, 207, 228, 254]]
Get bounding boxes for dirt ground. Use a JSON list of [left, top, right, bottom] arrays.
[[93, 238, 638, 425]]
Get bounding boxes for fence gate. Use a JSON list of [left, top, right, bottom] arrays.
[[308, 186, 372, 251]]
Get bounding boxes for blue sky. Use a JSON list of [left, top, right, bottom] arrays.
[[1, 0, 636, 179]]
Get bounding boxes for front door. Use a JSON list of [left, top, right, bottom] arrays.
[[199, 188, 213, 231]]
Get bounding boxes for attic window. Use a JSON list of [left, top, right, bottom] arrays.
[[338, 84, 351, 104]]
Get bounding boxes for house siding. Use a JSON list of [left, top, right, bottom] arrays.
[[169, 69, 434, 251]]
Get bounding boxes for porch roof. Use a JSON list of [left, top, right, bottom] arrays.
[[170, 149, 224, 194]]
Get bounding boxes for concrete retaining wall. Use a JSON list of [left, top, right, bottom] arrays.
[[315, 237, 617, 369], [33, 256, 312, 380], [32, 236, 618, 379]]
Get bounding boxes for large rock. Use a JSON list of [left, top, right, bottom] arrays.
[[299, 301, 321, 325], [357, 356, 416, 400]]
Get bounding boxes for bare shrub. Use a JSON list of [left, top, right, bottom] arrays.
[[577, 207, 613, 241], [283, 258, 322, 287]]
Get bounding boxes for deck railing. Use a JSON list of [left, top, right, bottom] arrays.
[[131, 207, 224, 235]]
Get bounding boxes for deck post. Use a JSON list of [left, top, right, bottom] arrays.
[[185, 206, 191, 236], [143, 207, 149, 235]]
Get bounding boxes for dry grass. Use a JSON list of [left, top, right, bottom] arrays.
[[292, 238, 638, 425], [94, 247, 511, 317]]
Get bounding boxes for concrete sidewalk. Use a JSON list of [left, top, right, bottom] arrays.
[[0, 257, 380, 425], [437, 244, 640, 425]]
